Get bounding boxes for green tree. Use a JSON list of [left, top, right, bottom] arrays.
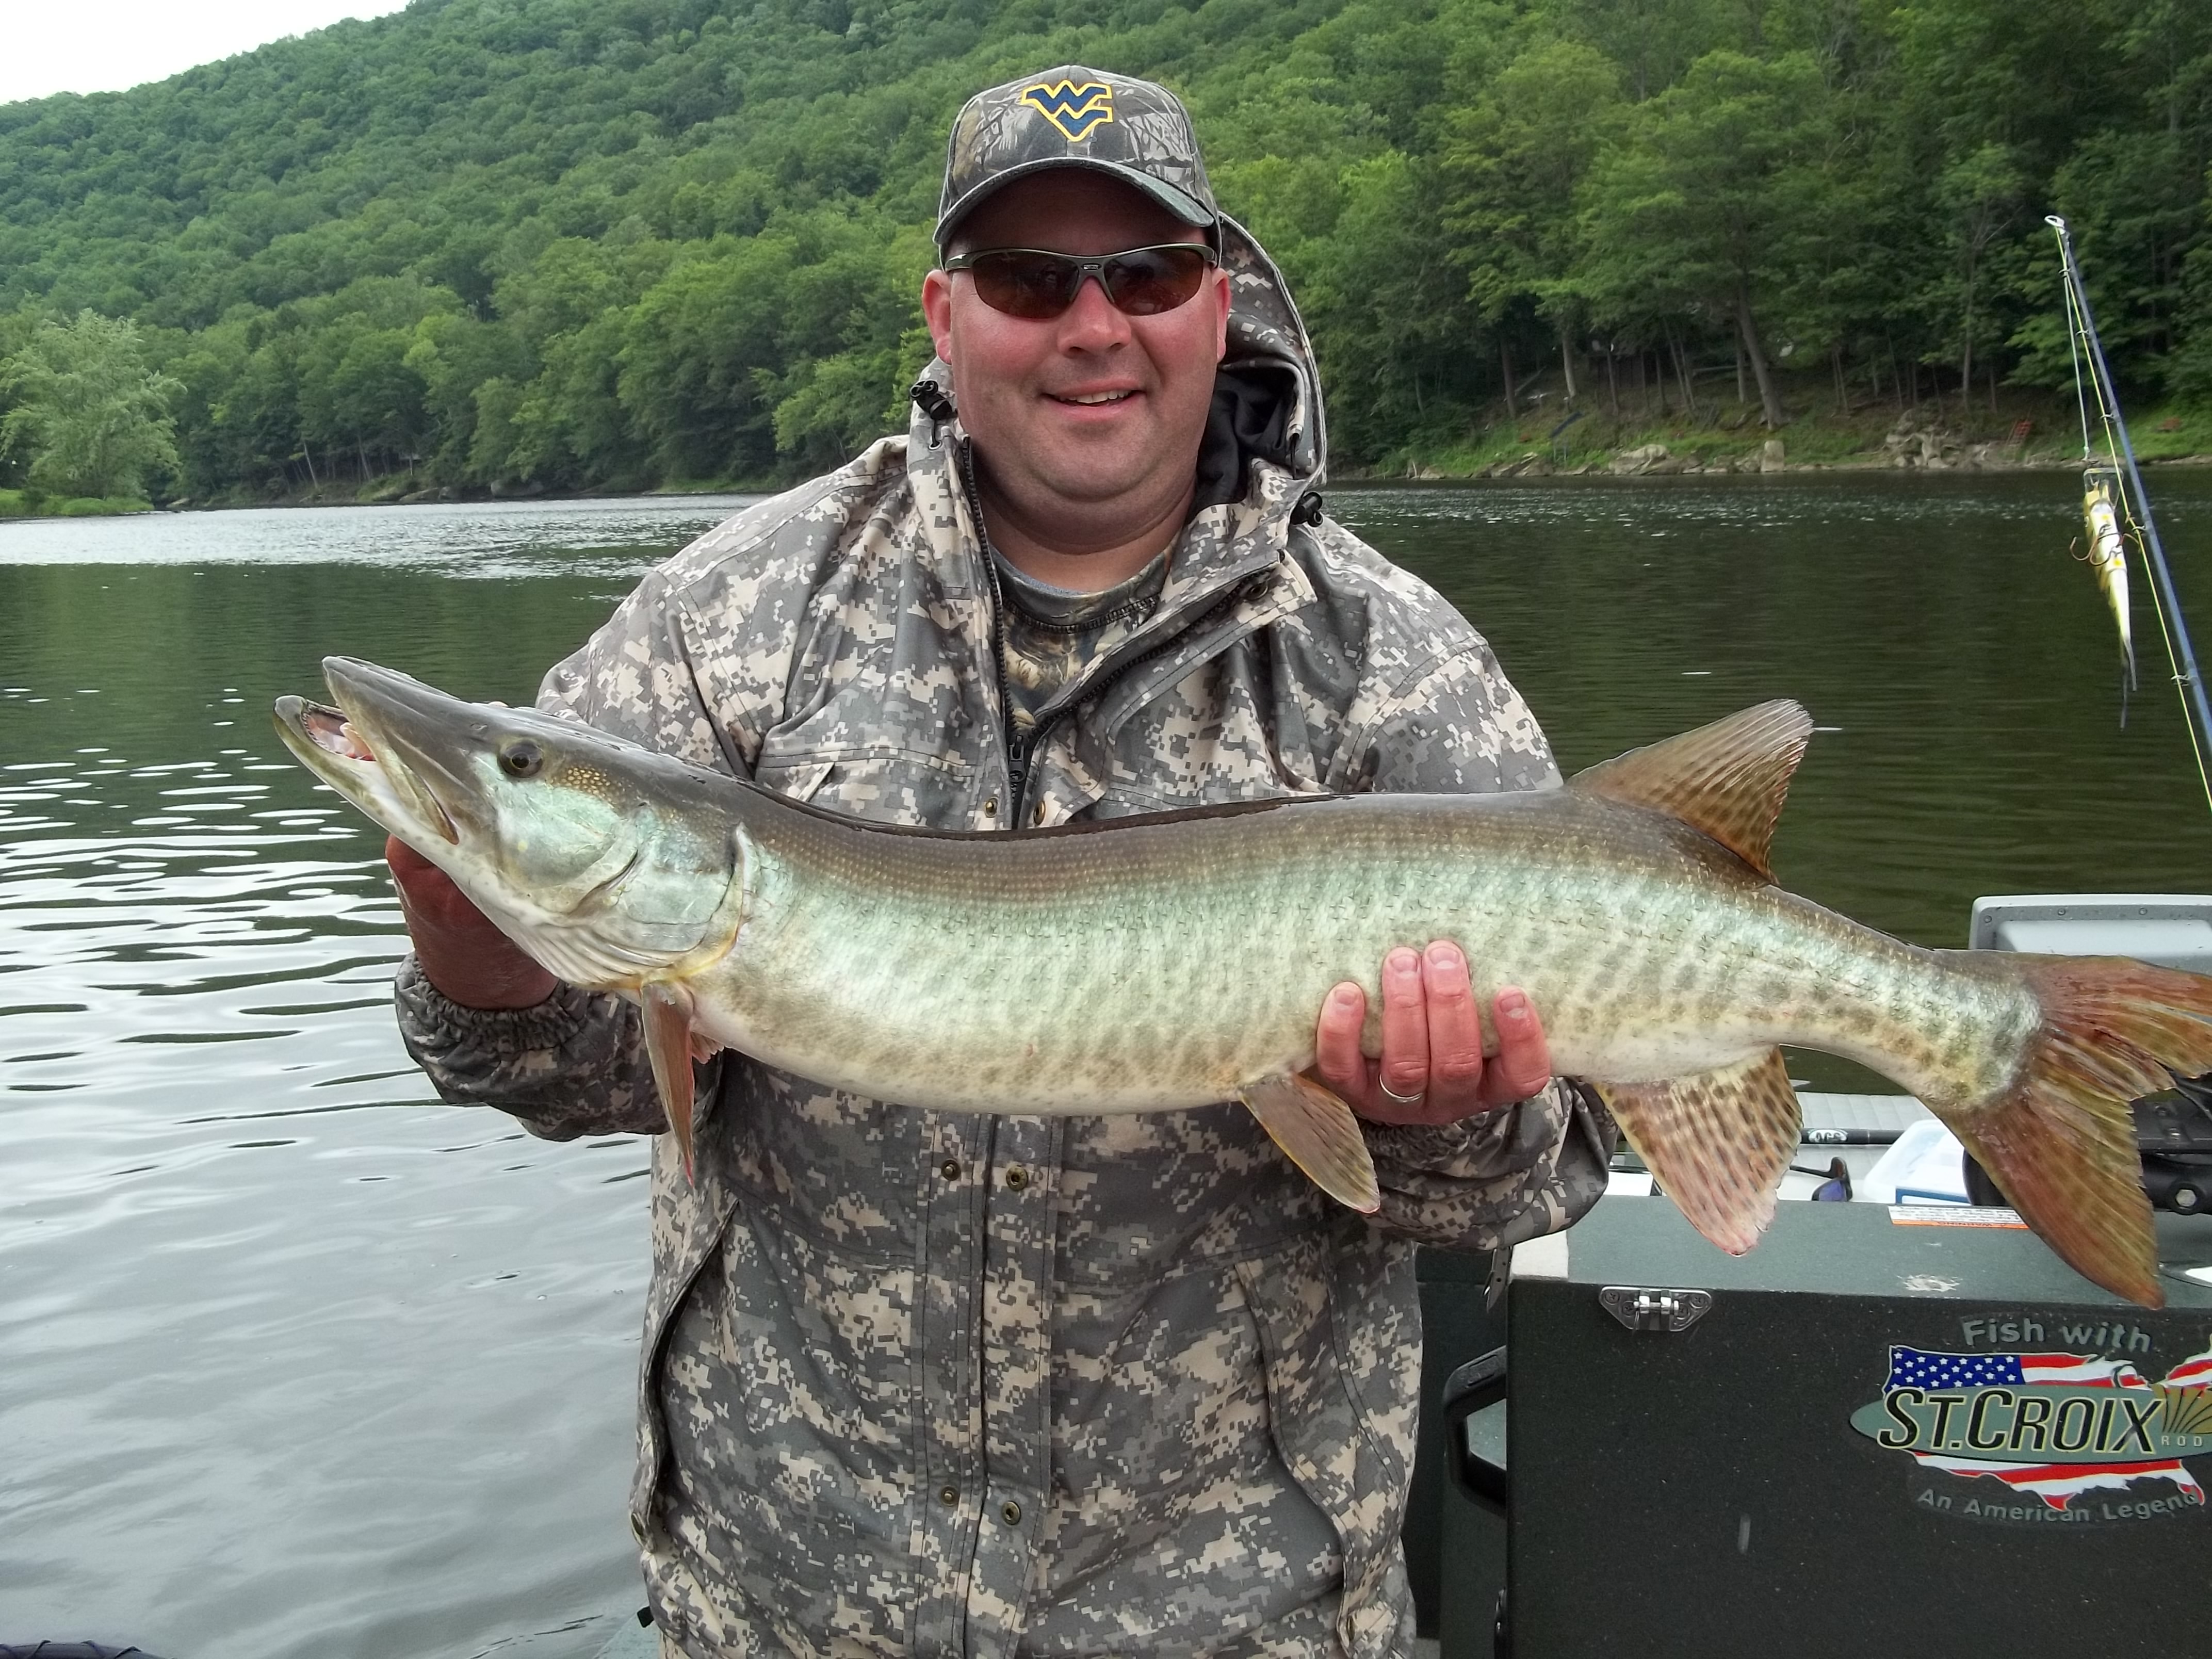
[[2172, 238, 2212, 402], [1298, 150, 1491, 459], [1890, 0, 2135, 182], [292, 276, 462, 480], [1576, 50, 1836, 427], [1440, 39, 1625, 407], [0, 307, 39, 489], [1559, 0, 1734, 100], [1, 0, 2209, 492], [1931, 142, 2024, 404], [1, 311, 182, 499]]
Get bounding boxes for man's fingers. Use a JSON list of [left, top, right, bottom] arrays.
[[385, 834, 437, 879], [383, 834, 556, 1010], [1421, 942, 1486, 1111], [386, 835, 483, 926], [1312, 982, 1370, 1101], [1351, 946, 1436, 1123], [1481, 986, 1553, 1105], [1312, 955, 1555, 1127], [1377, 947, 1428, 1097]]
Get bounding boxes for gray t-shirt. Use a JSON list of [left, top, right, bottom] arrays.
[[991, 547, 1169, 736]]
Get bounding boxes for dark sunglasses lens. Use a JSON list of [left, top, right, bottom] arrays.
[[1099, 248, 1211, 315], [964, 248, 1211, 318], [967, 252, 1082, 319]]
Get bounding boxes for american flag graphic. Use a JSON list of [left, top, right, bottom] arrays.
[[1888, 1345, 2212, 1510], [2165, 1349, 2212, 1389]]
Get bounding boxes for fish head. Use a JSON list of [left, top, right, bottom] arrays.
[[274, 657, 748, 990]]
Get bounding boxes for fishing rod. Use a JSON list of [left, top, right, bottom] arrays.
[[2048, 214, 2212, 816]]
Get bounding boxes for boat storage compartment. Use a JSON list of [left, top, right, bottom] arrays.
[[1466, 1196, 2212, 1658]]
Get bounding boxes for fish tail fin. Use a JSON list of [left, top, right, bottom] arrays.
[[1931, 953, 2212, 1308]]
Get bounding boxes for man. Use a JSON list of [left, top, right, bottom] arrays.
[[392, 67, 1612, 1657]]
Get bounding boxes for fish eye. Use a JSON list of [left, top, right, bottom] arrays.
[[498, 739, 544, 778]]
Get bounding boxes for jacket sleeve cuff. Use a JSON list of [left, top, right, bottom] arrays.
[[395, 954, 602, 1059], [1361, 1079, 1617, 1248], [393, 954, 669, 1140]]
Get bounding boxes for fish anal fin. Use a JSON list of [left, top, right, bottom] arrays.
[[1241, 1073, 1380, 1214], [1594, 1048, 1800, 1255], [642, 979, 700, 1183], [1570, 701, 1813, 881]]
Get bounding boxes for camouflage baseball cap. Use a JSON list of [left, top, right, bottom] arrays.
[[936, 65, 1219, 248]]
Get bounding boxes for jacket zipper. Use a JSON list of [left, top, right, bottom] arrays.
[[960, 439, 1274, 828], [957, 441, 1029, 819], [1011, 579, 1261, 826]]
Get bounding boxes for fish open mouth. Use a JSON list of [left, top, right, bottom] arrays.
[[301, 701, 377, 763], [274, 693, 460, 843]]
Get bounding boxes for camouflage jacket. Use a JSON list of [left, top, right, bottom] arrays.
[[396, 220, 1612, 1658]]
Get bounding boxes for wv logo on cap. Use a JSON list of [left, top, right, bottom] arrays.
[[1020, 80, 1115, 141]]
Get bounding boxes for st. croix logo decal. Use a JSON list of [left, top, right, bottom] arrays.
[[1851, 1342, 2212, 1523], [1020, 79, 1115, 141]]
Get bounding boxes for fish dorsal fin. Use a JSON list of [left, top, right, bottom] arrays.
[[1593, 1048, 1802, 1256], [1570, 700, 1813, 880]]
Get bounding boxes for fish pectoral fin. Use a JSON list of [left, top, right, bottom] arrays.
[[1593, 1047, 1800, 1255], [1569, 701, 1813, 881], [641, 979, 701, 1183], [1240, 1073, 1380, 1214]]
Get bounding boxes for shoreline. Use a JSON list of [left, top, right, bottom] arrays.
[[1366, 450, 2212, 483], [8, 461, 2211, 525], [9, 440, 2212, 525]]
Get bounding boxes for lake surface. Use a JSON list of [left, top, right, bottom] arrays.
[[4, 476, 2210, 1656]]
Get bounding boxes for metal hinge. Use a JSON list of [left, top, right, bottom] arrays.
[[1599, 1285, 1713, 1333]]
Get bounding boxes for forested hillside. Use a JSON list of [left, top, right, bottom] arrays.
[[0, 0, 2206, 503]]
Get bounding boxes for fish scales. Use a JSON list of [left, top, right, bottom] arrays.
[[694, 786, 2036, 1117], [277, 659, 2212, 1305]]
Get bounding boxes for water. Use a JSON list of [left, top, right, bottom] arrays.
[[0, 499, 761, 1659], [3, 476, 2209, 1655], [1351, 473, 2212, 947]]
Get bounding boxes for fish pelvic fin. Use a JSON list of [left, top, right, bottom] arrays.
[[642, 978, 701, 1183], [1241, 1074, 1380, 1214], [1570, 701, 1813, 881], [1593, 1048, 1800, 1255], [1932, 953, 2212, 1309]]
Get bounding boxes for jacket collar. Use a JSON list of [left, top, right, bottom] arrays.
[[909, 416, 1315, 687]]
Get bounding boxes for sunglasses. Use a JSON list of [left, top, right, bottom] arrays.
[[1790, 1157, 1855, 1202], [941, 243, 1219, 320]]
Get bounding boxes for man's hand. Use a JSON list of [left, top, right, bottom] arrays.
[[386, 836, 557, 1011], [1313, 941, 1552, 1126]]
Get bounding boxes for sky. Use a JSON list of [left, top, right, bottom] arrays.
[[2, 0, 411, 106]]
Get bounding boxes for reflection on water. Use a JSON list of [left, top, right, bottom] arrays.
[[2, 499, 756, 1659], [0, 495, 766, 582], [2, 479, 2210, 1654]]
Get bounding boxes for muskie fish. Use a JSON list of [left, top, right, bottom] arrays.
[[276, 658, 2212, 1308]]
